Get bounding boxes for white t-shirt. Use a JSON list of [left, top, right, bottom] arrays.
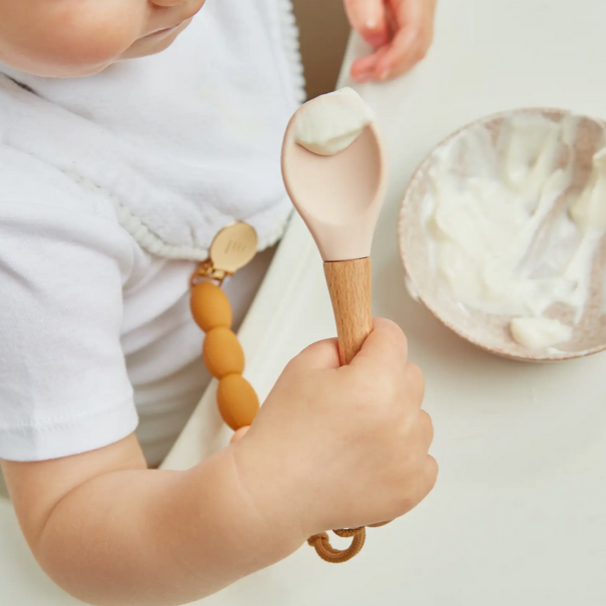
[[0, 0, 304, 465]]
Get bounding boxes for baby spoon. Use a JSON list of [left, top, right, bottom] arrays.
[[281, 89, 388, 562], [281, 90, 388, 366]]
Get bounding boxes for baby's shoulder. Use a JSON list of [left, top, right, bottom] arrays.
[[0, 142, 135, 276], [0, 141, 117, 224]]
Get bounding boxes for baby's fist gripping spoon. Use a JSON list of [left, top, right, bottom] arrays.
[[281, 88, 388, 562]]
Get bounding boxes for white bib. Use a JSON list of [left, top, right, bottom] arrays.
[[0, 0, 304, 260]]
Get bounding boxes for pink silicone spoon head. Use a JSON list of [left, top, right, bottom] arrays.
[[281, 89, 388, 261]]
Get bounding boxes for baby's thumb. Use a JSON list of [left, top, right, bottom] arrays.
[[344, 0, 390, 48], [290, 338, 341, 372]]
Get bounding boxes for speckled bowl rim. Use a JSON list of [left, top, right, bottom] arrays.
[[398, 107, 606, 362]]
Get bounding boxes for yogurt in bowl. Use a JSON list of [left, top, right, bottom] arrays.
[[399, 108, 606, 361]]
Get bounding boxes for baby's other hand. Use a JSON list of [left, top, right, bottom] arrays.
[[344, 0, 437, 82], [232, 318, 437, 538]]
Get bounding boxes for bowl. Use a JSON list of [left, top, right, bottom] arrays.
[[398, 108, 606, 361]]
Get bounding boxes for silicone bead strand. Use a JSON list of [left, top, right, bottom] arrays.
[[190, 281, 259, 430]]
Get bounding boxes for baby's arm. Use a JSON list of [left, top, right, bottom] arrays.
[[2, 433, 299, 606], [2, 320, 436, 606]]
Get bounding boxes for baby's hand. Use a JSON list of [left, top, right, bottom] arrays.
[[232, 319, 437, 538], [344, 0, 437, 82], [2, 319, 434, 604]]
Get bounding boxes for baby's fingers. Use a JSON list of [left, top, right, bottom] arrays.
[[344, 0, 390, 48], [422, 454, 439, 497], [230, 426, 250, 444], [399, 455, 439, 517], [374, 0, 436, 80], [374, 25, 419, 80], [351, 45, 390, 83]]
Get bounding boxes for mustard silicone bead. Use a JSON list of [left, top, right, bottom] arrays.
[[190, 282, 232, 332], [203, 327, 245, 378], [217, 374, 259, 430]]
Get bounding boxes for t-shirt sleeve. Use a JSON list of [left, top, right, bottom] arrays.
[[0, 151, 137, 462]]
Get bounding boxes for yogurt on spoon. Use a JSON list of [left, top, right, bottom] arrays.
[[294, 87, 376, 156]]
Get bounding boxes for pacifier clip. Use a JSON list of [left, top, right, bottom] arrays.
[[189, 222, 373, 563]]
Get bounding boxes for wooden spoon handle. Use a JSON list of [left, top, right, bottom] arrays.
[[323, 258, 372, 366]]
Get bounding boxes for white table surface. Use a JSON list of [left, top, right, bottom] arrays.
[[3, 0, 606, 604]]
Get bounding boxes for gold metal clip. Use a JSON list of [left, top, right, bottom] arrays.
[[190, 222, 258, 287]]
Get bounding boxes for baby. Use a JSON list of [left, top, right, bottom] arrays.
[[0, 1, 437, 605]]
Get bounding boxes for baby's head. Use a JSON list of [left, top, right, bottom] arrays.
[[0, 0, 206, 78]]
